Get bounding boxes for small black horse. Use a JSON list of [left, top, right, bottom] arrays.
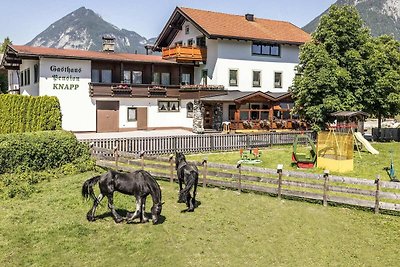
[[82, 169, 163, 224], [175, 152, 199, 212]]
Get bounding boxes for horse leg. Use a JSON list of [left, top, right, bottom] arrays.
[[140, 197, 149, 223], [190, 182, 198, 212], [186, 191, 194, 212], [107, 194, 124, 223], [126, 197, 141, 223], [177, 178, 184, 203], [86, 193, 104, 221]]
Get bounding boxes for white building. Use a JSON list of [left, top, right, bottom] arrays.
[[2, 7, 310, 133]]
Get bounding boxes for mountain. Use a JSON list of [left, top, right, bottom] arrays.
[[27, 7, 156, 54], [303, 0, 400, 40]]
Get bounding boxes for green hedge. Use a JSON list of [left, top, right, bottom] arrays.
[[0, 130, 96, 198], [0, 130, 91, 174], [0, 94, 62, 134]]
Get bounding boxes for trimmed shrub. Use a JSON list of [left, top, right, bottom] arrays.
[[0, 94, 62, 134], [0, 130, 91, 174], [0, 130, 96, 198]]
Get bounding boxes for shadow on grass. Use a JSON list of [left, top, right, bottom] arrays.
[[180, 200, 202, 213], [95, 209, 167, 224]]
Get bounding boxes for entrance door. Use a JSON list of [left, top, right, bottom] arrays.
[[203, 104, 213, 129], [137, 107, 148, 130], [96, 101, 119, 133]]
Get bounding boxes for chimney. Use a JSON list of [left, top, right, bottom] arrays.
[[102, 36, 115, 52], [245, 13, 254, 21]]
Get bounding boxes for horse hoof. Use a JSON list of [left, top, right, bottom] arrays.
[[187, 208, 194, 212], [114, 217, 124, 223], [141, 218, 149, 223], [87, 215, 95, 222]]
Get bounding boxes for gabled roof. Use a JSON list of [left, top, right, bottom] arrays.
[[154, 7, 311, 50], [2, 45, 177, 68]]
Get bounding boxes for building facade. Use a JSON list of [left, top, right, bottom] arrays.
[[2, 7, 310, 133]]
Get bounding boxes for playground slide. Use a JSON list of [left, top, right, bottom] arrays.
[[354, 132, 379, 154]]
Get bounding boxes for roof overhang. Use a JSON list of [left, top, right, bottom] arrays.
[[1, 45, 23, 70]]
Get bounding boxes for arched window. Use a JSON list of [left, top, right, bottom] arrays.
[[187, 102, 194, 118]]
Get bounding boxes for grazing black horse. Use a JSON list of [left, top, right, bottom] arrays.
[[175, 152, 199, 212], [82, 170, 163, 224]]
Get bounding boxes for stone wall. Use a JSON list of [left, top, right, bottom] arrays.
[[192, 100, 204, 133]]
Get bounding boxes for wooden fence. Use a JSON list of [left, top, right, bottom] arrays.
[[92, 147, 400, 214], [80, 131, 315, 155]]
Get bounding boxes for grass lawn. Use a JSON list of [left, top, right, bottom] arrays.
[[186, 142, 400, 181], [1, 171, 400, 266]]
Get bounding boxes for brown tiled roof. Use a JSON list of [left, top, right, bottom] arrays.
[[179, 7, 310, 45], [9, 45, 175, 64]]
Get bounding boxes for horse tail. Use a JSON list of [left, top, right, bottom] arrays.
[[82, 175, 101, 201], [179, 170, 198, 199]]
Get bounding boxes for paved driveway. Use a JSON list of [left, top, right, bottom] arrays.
[[75, 129, 196, 140]]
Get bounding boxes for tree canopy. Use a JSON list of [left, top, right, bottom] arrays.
[[0, 37, 12, 53], [291, 5, 400, 130]]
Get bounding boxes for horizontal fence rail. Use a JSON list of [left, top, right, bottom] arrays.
[[80, 131, 315, 156], [92, 147, 400, 215]]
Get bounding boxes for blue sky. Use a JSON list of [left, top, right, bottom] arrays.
[[1, 0, 337, 44]]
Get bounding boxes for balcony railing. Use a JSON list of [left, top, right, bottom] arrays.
[[162, 46, 207, 62]]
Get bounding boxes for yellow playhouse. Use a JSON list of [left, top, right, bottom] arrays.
[[317, 130, 354, 173]]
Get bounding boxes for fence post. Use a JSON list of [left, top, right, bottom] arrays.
[[277, 164, 283, 199], [140, 151, 145, 170], [169, 154, 174, 183], [245, 134, 250, 149], [113, 146, 119, 167], [210, 135, 215, 151], [237, 163, 242, 194], [323, 170, 329, 207], [89, 142, 95, 158], [375, 175, 380, 214], [202, 158, 208, 188]]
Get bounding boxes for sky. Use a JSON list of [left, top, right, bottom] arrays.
[[1, 0, 337, 44]]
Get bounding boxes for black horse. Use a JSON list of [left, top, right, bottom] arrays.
[[175, 152, 199, 212], [82, 169, 163, 224]]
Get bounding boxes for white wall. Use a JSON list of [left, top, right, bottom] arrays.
[[117, 98, 194, 129], [39, 58, 96, 132], [171, 20, 204, 47], [18, 59, 39, 96], [200, 40, 299, 93]]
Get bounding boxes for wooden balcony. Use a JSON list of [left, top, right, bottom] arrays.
[[162, 46, 207, 62]]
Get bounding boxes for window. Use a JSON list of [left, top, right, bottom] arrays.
[[229, 69, 238, 86], [185, 25, 190, 34], [132, 71, 142, 84], [101, 70, 112, 83], [187, 39, 193, 46], [127, 107, 137, 122], [20, 71, 24, 86], [175, 41, 183, 47], [161, 73, 170, 85], [186, 102, 194, 118], [201, 69, 208, 85], [24, 68, 30, 86], [91, 70, 100, 82], [92, 69, 112, 83], [253, 70, 261, 87], [158, 100, 180, 112], [123, 70, 131, 84], [153, 72, 160, 84], [196, 36, 206, 47], [252, 42, 280, 56], [181, 73, 191, 85], [34, 64, 39, 83], [274, 72, 282, 88]]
